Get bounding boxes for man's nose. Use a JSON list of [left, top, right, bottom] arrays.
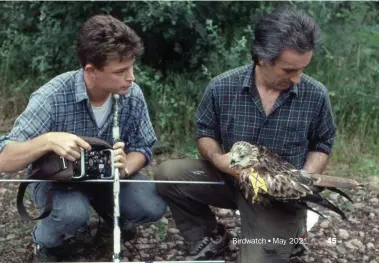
[[125, 68, 135, 82]]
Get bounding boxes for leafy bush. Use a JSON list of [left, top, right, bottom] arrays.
[[1, 1, 379, 149]]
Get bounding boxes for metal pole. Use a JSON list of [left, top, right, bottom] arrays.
[[55, 261, 226, 263], [0, 179, 225, 184], [112, 94, 121, 263]]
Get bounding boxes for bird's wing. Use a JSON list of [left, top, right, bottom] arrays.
[[255, 145, 362, 190], [265, 171, 313, 199], [256, 145, 296, 174]]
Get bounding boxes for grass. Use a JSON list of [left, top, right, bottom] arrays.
[[155, 220, 168, 241], [329, 131, 379, 180]]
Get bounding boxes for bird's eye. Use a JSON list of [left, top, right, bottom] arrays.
[[240, 155, 245, 159]]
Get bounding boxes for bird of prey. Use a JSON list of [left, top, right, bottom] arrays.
[[229, 141, 363, 220]]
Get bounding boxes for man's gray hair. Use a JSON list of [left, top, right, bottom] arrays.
[[251, 7, 320, 64]]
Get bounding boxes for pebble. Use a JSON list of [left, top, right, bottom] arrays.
[[159, 243, 168, 250], [6, 234, 16, 240], [368, 197, 379, 205], [366, 242, 374, 249], [353, 203, 365, 209], [167, 228, 180, 234], [137, 237, 149, 244], [149, 224, 158, 231], [369, 212, 376, 220], [336, 245, 346, 254], [139, 251, 150, 260], [320, 220, 329, 229], [166, 241, 176, 249], [338, 229, 350, 239], [344, 238, 364, 250], [160, 217, 168, 224], [329, 193, 339, 201]]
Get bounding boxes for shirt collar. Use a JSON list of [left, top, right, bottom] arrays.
[[241, 63, 254, 94], [241, 62, 299, 98], [74, 68, 89, 103]]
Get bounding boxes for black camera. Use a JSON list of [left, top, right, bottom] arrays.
[[72, 149, 114, 180]]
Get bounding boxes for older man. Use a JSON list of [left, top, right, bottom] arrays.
[[155, 6, 336, 263]]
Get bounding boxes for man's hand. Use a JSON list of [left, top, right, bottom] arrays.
[[211, 152, 241, 179], [197, 137, 241, 178], [112, 141, 127, 178], [46, 132, 91, 162]]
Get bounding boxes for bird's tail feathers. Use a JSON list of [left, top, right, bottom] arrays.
[[302, 193, 349, 221], [326, 187, 354, 203], [297, 202, 339, 231], [311, 174, 362, 189]]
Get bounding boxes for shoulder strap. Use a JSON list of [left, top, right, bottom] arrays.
[[16, 154, 69, 221]]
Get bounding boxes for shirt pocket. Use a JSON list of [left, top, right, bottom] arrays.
[[278, 122, 309, 154]]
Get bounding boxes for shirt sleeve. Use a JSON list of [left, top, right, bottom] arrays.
[[124, 86, 156, 167], [195, 81, 221, 142], [0, 90, 54, 152], [308, 89, 337, 155]]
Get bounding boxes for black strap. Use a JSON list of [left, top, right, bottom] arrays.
[[17, 178, 54, 221], [16, 158, 66, 221]]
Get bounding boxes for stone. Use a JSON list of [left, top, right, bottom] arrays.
[[338, 229, 350, 239]]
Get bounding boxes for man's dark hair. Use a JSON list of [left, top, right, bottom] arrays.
[[76, 15, 144, 69], [251, 7, 320, 64]]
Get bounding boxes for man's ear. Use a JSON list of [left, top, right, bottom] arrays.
[[84, 64, 97, 79], [259, 59, 276, 68]]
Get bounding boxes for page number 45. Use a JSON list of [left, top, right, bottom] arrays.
[[327, 237, 337, 244]]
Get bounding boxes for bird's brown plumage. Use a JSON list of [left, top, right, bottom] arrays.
[[229, 141, 363, 220]]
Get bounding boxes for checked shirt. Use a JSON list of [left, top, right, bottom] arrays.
[[196, 63, 336, 169], [0, 69, 156, 174]]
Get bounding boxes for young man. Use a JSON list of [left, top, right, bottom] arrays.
[[0, 15, 167, 262], [155, 7, 336, 263]]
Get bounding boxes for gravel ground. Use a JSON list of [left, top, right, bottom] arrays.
[[0, 155, 378, 263]]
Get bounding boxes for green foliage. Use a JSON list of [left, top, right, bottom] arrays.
[[1, 1, 379, 161], [299, 1, 379, 141]]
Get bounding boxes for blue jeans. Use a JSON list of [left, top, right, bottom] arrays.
[[27, 172, 167, 248]]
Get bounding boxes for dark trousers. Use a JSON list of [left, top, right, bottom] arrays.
[[155, 159, 306, 263]]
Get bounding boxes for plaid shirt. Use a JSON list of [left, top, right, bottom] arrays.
[[196, 63, 336, 169], [0, 69, 156, 172]]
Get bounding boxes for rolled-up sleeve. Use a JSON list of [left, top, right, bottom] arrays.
[[124, 87, 156, 167], [0, 91, 53, 152], [196, 82, 221, 142], [308, 91, 337, 154]]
